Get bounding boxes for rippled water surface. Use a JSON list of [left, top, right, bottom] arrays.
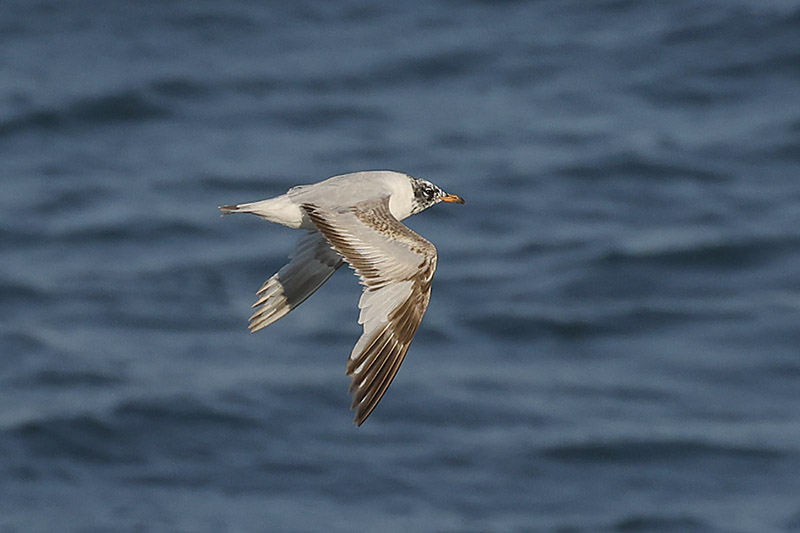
[[2, 1, 800, 531]]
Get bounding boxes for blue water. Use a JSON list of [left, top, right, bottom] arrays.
[[2, 1, 800, 531]]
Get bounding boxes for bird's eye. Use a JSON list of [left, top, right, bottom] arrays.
[[424, 186, 434, 198]]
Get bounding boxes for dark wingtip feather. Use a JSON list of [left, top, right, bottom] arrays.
[[219, 204, 238, 216]]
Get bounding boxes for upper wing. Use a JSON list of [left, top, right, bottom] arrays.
[[249, 231, 343, 332], [302, 197, 437, 426]]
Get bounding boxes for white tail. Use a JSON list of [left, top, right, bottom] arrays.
[[218, 194, 306, 229]]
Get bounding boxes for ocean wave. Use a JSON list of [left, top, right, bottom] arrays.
[[370, 48, 494, 84], [8, 413, 131, 466], [11, 368, 124, 388], [2, 396, 262, 466], [460, 299, 709, 342], [557, 152, 725, 182], [0, 90, 171, 138], [542, 438, 785, 463], [55, 219, 206, 244], [148, 77, 214, 100], [613, 514, 710, 533], [271, 103, 388, 129], [0, 280, 44, 305], [2, 218, 207, 247], [112, 396, 261, 431], [598, 234, 799, 271]]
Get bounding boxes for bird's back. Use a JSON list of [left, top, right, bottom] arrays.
[[288, 171, 411, 210]]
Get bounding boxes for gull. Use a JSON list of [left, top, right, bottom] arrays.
[[220, 170, 464, 425]]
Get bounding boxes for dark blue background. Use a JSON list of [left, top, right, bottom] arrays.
[[2, 1, 799, 531]]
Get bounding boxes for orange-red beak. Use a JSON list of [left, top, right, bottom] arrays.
[[441, 193, 465, 204]]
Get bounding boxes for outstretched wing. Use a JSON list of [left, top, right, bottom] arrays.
[[302, 197, 437, 426], [249, 231, 343, 332]]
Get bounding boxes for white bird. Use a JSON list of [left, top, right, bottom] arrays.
[[220, 170, 464, 425]]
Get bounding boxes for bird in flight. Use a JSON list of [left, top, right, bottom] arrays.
[[220, 170, 464, 425]]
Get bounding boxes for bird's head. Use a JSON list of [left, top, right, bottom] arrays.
[[410, 178, 465, 215]]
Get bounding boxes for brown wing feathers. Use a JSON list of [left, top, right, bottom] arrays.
[[301, 200, 436, 425]]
